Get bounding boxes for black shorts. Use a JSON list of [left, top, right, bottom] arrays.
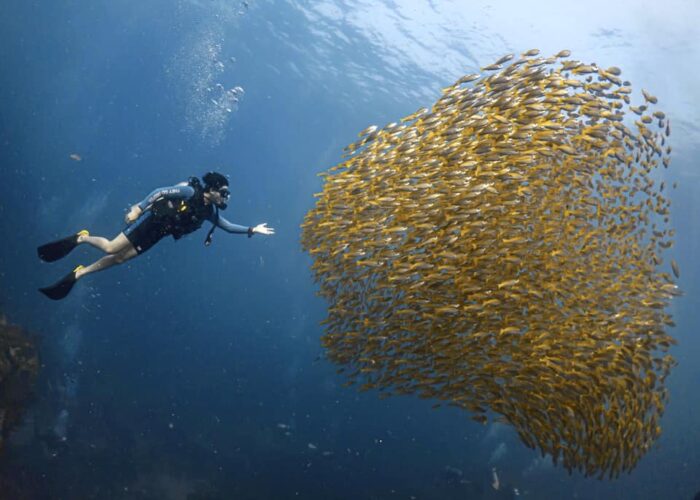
[[125, 214, 170, 254]]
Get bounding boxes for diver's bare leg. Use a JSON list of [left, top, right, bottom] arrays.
[[75, 243, 138, 280], [78, 232, 131, 254]]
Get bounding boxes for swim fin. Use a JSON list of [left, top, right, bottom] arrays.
[[37, 230, 89, 262], [39, 266, 84, 300]]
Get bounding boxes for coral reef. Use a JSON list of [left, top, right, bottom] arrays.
[[0, 315, 39, 454]]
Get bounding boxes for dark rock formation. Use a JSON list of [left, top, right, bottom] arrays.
[[0, 315, 39, 454]]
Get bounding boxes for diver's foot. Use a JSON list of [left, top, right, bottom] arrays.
[[73, 264, 86, 279], [38, 265, 84, 300], [76, 229, 90, 243]]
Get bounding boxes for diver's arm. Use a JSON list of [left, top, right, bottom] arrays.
[[126, 185, 195, 224], [211, 212, 253, 236], [210, 213, 275, 238], [213, 213, 275, 237], [137, 185, 195, 211]]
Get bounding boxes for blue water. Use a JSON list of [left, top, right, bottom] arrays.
[[1, 0, 700, 498]]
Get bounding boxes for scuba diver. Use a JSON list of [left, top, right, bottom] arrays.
[[37, 171, 274, 300]]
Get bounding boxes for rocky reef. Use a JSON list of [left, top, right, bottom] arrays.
[[0, 315, 39, 454]]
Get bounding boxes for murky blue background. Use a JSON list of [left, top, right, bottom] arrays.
[[1, 0, 699, 498]]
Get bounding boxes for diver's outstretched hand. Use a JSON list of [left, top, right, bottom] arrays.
[[253, 223, 275, 236]]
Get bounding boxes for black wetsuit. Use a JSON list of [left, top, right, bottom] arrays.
[[125, 183, 251, 253]]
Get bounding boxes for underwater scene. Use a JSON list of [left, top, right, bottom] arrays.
[[1, 0, 699, 498]]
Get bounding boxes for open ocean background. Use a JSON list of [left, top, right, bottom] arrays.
[[1, 1, 699, 498]]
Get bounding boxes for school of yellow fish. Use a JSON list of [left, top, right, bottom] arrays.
[[301, 50, 679, 479]]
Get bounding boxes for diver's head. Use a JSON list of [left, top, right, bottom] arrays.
[[202, 171, 230, 209]]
